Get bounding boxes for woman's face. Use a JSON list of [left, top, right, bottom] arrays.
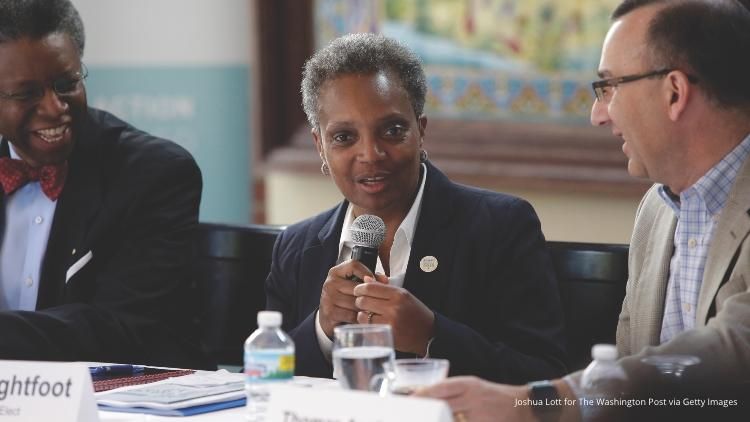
[[313, 71, 426, 217]]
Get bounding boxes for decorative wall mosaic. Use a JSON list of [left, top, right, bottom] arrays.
[[315, 0, 619, 124]]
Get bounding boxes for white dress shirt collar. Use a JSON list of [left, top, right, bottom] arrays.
[[336, 163, 427, 282]]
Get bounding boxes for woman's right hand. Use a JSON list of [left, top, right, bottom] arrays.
[[319, 259, 374, 338]]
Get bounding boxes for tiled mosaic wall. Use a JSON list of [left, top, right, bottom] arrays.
[[315, 0, 619, 123]]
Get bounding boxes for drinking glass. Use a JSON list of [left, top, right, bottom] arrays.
[[640, 354, 700, 379], [332, 324, 395, 391], [375, 358, 450, 396]]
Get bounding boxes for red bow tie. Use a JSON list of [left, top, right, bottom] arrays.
[[0, 157, 68, 201]]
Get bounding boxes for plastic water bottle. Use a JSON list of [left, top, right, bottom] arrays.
[[244, 311, 295, 421], [580, 344, 628, 413]]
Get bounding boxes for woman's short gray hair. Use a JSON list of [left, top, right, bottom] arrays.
[[301, 33, 427, 128]]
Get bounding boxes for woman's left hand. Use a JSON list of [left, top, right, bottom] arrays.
[[353, 275, 435, 355]]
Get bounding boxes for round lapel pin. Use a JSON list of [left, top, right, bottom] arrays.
[[420, 256, 438, 273]]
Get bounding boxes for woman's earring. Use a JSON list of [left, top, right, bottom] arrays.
[[321, 162, 330, 175], [419, 149, 428, 163]]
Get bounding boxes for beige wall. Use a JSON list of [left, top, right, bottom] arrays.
[[266, 171, 643, 244]]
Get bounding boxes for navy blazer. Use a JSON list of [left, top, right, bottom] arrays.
[[266, 162, 567, 384], [0, 108, 212, 369]]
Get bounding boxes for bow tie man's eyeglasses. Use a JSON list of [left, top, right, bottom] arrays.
[[0, 63, 88, 105]]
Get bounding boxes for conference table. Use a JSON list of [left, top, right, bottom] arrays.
[[91, 362, 454, 422]]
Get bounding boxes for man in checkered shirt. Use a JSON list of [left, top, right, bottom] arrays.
[[418, 1, 750, 420]]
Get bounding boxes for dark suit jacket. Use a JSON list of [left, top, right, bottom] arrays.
[[266, 162, 566, 384], [0, 107, 212, 369]]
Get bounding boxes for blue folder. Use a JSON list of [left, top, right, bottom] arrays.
[[98, 398, 246, 417]]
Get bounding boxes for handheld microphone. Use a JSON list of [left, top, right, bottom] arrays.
[[349, 214, 386, 281]]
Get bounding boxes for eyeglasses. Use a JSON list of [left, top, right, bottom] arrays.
[[592, 68, 683, 103], [0, 63, 88, 104]]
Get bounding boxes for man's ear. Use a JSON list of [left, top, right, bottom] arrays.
[[665, 71, 693, 121]]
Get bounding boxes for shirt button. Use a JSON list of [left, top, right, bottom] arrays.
[[34, 216, 43, 224], [24, 277, 34, 287], [684, 303, 692, 313], [688, 238, 697, 248]]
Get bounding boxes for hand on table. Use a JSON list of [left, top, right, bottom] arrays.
[[414, 376, 533, 422]]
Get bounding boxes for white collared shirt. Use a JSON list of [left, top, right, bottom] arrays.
[[314, 163, 428, 360], [0, 142, 57, 311]]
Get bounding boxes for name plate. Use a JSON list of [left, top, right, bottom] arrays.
[[0, 360, 99, 422], [267, 383, 452, 422]]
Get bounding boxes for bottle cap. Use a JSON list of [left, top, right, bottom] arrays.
[[591, 344, 618, 361], [257, 311, 282, 327]]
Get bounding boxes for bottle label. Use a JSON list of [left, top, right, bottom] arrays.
[[244, 350, 295, 383]]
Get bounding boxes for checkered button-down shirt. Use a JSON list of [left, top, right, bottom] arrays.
[[658, 134, 750, 344]]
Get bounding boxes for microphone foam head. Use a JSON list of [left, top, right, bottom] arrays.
[[350, 214, 386, 248]]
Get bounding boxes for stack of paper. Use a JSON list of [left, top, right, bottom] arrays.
[[96, 370, 245, 416]]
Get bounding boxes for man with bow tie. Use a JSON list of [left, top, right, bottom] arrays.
[[0, 0, 211, 369]]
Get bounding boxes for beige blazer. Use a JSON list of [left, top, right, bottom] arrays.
[[616, 157, 750, 385]]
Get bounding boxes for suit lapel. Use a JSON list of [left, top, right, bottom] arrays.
[[698, 158, 750, 324], [0, 191, 4, 234], [0, 140, 8, 233], [403, 163, 457, 311], [37, 115, 105, 308], [630, 194, 676, 349], [299, 203, 347, 315], [642, 207, 676, 347]]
